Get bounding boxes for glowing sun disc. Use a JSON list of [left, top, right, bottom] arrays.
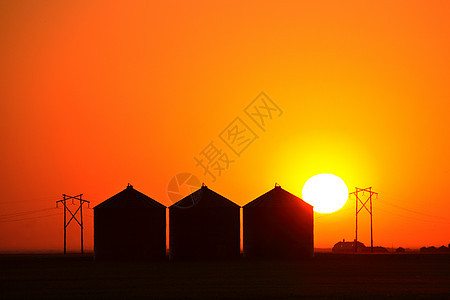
[[302, 174, 349, 213]]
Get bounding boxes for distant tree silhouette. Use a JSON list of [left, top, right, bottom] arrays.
[[420, 245, 449, 253]]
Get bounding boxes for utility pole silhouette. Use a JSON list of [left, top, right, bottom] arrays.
[[349, 187, 378, 253], [56, 194, 90, 254]]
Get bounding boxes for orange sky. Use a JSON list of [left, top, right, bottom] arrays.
[[1, 0, 449, 252]]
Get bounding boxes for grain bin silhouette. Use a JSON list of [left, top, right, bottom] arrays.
[[169, 184, 240, 260], [243, 184, 313, 259], [94, 184, 166, 260]]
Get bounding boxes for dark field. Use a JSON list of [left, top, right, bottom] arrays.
[[1, 253, 449, 299]]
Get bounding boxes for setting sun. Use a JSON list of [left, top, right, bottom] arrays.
[[302, 174, 349, 213]]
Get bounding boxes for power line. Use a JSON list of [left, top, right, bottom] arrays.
[[376, 198, 450, 221], [374, 206, 450, 224], [0, 196, 57, 205], [0, 208, 55, 220], [0, 212, 61, 223], [314, 193, 450, 225], [0, 197, 94, 221]]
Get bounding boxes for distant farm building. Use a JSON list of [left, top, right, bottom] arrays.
[[94, 184, 166, 260], [372, 246, 389, 253], [243, 185, 314, 259], [332, 240, 388, 253], [169, 185, 240, 260], [333, 240, 366, 253]]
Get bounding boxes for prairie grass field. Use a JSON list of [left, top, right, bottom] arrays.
[[0, 253, 449, 299]]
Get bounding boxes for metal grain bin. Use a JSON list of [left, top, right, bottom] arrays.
[[94, 184, 166, 260], [243, 184, 313, 259], [169, 185, 240, 260]]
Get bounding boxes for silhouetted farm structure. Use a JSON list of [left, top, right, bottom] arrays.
[[332, 239, 388, 253], [93, 184, 166, 260], [169, 185, 240, 260], [332, 239, 366, 253], [243, 185, 314, 259], [93, 184, 314, 260]]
